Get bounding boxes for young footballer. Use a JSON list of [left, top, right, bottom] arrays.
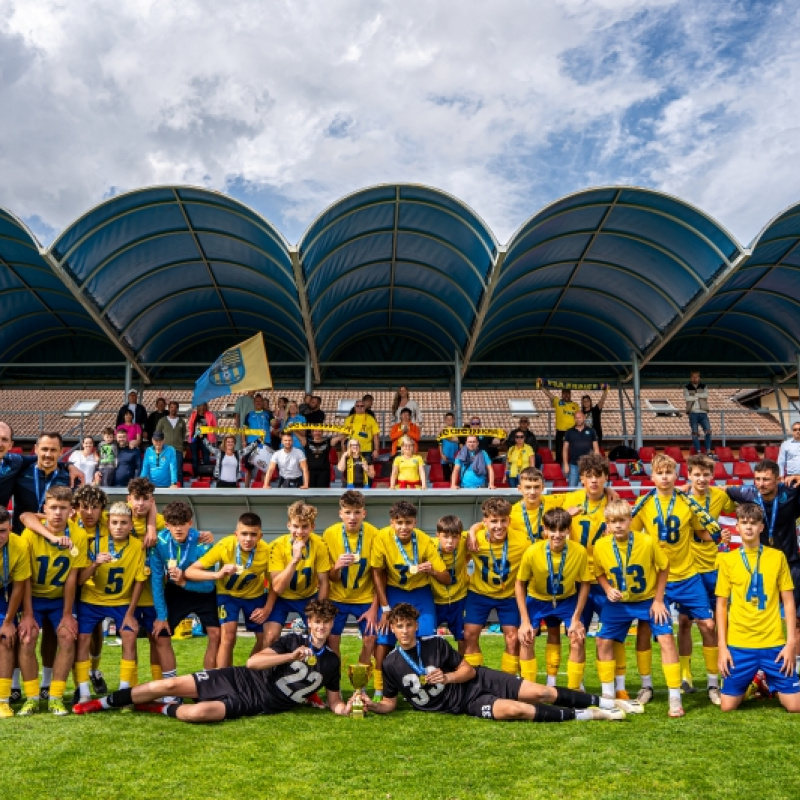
[[321, 491, 380, 663], [74, 502, 146, 702], [185, 511, 270, 667], [371, 500, 450, 698], [74, 599, 353, 721], [594, 500, 683, 716], [265, 502, 331, 645], [630, 454, 722, 705], [365, 604, 628, 722], [433, 515, 469, 653], [717, 503, 800, 712], [516, 508, 593, 691]]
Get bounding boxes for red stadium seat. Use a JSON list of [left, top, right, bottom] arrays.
[[765, 445, 780, 461], [638, 447, 656, 463], [739, 446, 759, 463], [432, 482, 451, 489], [606, 462, 619, 479], [426, 447, 441, 464], [713, 462, 728, 481], [542, 463, 565, 481], [733, 462, 754, 480], [715, 447, 734, 462], [677, 462, 688, 478], [372, 477, 390, 487], [726, 477, 743, 486], [372, 462, 383, 478], [664, 446, 685, 463], [550, 479, 568, 490], [638, 478, 655, 489], [250, 481, 264, 488], [328, 447, 339, 465], [9, 447, 22, 454], [538, 447, 555, 465], [428, 463, 445, 483], [492, 463, 508, 488]]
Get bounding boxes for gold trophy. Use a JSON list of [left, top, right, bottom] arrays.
[[347, 663, 373, 719]]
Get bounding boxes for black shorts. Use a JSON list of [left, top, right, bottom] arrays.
[[461, 667, 522, 719], [307, 470, 330, 489], [164, 583, 219, 632], [790, 564, 800, 613], [192, 667, 284, 719]]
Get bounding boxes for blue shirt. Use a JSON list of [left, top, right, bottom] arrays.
[[441, 438, 459, 465], [245, 409, 273, 444], [286, 414, 306, 449], [114, 447, 141, 487], [140, 445, 177, 487], [456, 449, 489, 489], [12, 462, 71, 533], [0, 452, 36, 507], [150, 527, 215, 621]]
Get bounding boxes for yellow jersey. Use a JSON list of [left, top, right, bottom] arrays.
[[630, 491, 703, 583], [432, 534, 470, 604], [81, 535, 147, 607], [690, 487, 737, 574], [269, 534, 331, 600], [716, 546, 794, 649], [196, 535, 270, 599], [593, 533, 668, 603], [506, 445, 534, 479], [562, 490, 609, 577], [2, 534, 32, 587], [518, 539, 591, 602], [552, 398, 579, 431], [370, 528, 445, 591], [393, 455, 424, 483], [131, 510, 164, 608], [77, 518, 110, 593], [24, 523, 89, 600], [467, 528, 532, 600], [508, 495, 564, 545], [322, 521, 380, 606], [344, 413, 380, 454]]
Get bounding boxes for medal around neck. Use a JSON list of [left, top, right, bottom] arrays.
[[347, 663, 374, 719]]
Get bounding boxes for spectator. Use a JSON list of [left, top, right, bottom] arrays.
[[505, 432, 535, 488], [233, 390, 256, 448], [299, 393, 314, 417], [451, 435, 494, 490], [69, 435, 99, 485], [304, 395, 326, 425], [115, 390, 147, 428], [264, 432, 308, 489], [140, 430, 178, 488], [0, 421, 37, 508], [349, 394, 377, 419], [304, 429, 344, 489], [540, 383, 578, 463], [113, 429, 141, 486], [390, 408, 420, 455], [338, 439, 374, 489], [96, 427, 118, 487], [581, 384, 608, 446], [344, 399, 380, 461], [505, 416, 540, 467], [390, 436, 426, 489], [144, 397, 168, 445], [562, 410, 599, 487], [155, 401, 188, 485], [271, 396, 289, 448], [243, 393, 273, 487], [391, 385, 422, 425], [201, 433, 259, 488], [439, 412, 459, 482], [463, 416, 502, 461], [284, 400, 307, 448], [188, 402, 218, 476], [116, 409, 142, 449], [683, 370, 713, 455], [778, 423, 800, 477]]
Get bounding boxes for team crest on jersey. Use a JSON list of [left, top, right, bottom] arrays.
[[209, 349, 245, 386]]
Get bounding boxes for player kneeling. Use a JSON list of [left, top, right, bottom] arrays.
[[593, 500, 683, 717], [73, 599, 352, 721], [365, 604, 630, 723], [717, 503, 800, 712]]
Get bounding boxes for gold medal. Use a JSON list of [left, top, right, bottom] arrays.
[[351, 552, 361, 562], [419, 674, 427, 685], [307, 654, 317, 666], [143, 566, 151, 576], [69, 546, 79, 557], [750, 597, 759, 606], [235, 565, 244, 575], [167, 559, 178, 569], [409, 565, 418, 575]]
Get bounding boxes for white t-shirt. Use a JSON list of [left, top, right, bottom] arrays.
[[272, 447, 306, 479], [69, 450, 98, 484], [394, 398, 422, 424], [219, 454, 239, 483]]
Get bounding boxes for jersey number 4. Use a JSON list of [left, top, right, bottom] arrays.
[[275, 662, 323, 703]]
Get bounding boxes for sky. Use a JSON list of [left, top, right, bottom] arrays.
[[1, 0, 799, 248]]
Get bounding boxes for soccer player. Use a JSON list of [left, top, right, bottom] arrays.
[[678, 454, 737, 692], [0, 507, 38, 718], [432, 514, 469, 654], [19, 486, 87, 715], [371, 500, 449, 698], [149, 501, 221, 672], [264, 502, 331, 645], [717, 503, 800, 712], [463, 497, 529, 676], [365, 604, 628, 722], [516, 508, 591, 691], [74, 502, 147, 702], [321, 491, 380, 663], [630, 453, 722, 704], [185, 511, 270, 667], [74, 599, 353, 721], [594, 500, 683, 716]]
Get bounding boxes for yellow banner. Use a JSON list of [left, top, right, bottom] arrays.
[[283, 423, 350, 435], [437, 427, 506, 441], [198, 426, 267, 436]]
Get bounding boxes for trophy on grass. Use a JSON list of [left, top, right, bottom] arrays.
[[347, 663, 373, 719]]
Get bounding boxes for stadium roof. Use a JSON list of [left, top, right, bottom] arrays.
[[0, 184, 798, 387]]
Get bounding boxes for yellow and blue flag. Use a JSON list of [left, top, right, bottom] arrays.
[[192, 333, 272, 406]]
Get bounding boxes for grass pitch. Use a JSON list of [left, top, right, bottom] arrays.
[[1, 632, 798, 800]]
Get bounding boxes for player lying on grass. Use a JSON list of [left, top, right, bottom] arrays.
[[364, 604, 638, 722], [73, 599, 353, 722]]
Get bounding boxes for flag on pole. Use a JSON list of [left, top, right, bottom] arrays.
[[192, 332, 272, 406]]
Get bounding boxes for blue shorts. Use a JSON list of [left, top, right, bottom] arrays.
[[525, 594, 578, 630], [0, 598, 16, 631], [580, 583, 607, 628], [665, 574, 712, 621], [435, 597, 466, 641], [79, 603, 134, 636], [32, 596, 72, 630], [267, 595, 317, 628], [135, 605, 158, 635], [597, 599, 673, 642], [464, 591, 521, 629], [378, 586, 436, 646], [721, 646, 800, 697], [331, 602, 373, 636], [219, 595, 268, 633]]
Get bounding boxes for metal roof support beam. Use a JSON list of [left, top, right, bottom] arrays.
[[631, 353, 642, 451], [305, 352, 312, 394], [124, 361, 132, 400], [289, 246, 320, 383], [460, 246, 507, 377], [773, 377, 787, 436], [388, 187, 400, 327], [454, 349, 463, 426]]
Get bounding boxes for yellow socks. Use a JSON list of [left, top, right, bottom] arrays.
[[636, 648, 652, 678], [75, 660, 91, 686], [0, 678, 11, 701], [545, 644, 561, 677], [566, 660, 585, 690], [663, 661, 682, 690], [151, 664, 164, 681], [373, 669, 383, 694], [23, 679, 40, 699], [50, 680, 67, 700], [613, 641, 627, 675], [464, 652, 485, 667], [703, 647, 719, 686], [520, 658, 538, 682], [120, 659, 138, 689], [501, 653, 520, 676], [596, 658, 616, 696], [679, 655, 693, 684]]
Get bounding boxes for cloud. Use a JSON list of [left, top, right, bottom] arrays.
[[0, 0, 798, 247]]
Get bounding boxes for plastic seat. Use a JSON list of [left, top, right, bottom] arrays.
[[432, 482, 451, 489], [542, 463, 565, 481], [713, 462, 728, 481], [739, 446, 759, 463], [328, 448, 339, 465], [638, 447, 656, 463], [664, 446, 685, 463], [426, 447, 441, 464], [538, 447, 555, 465], [428, 463, 445, 483], [726, 477, 743, 486], [550, 479, 568, 490], [715, 447, 734, 462], [733, 462, 754, 479], [492, 463, 508, 488], [765, 445, 780, 461]]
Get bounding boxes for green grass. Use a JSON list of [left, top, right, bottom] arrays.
[[2, 632, 799, 800]]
